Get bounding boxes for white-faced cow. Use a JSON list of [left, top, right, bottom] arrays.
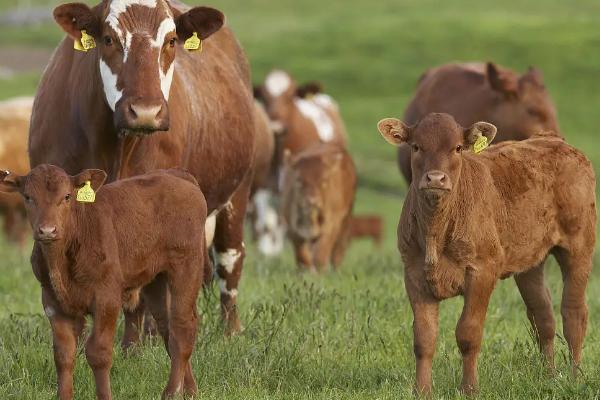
[[29, 0, 256, 342]]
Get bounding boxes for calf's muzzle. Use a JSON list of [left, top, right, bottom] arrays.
[[419, 170, 452, 192]]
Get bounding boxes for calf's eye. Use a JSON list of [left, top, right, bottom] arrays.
[[456, 145, 463, 153], [65, 194, 71, 202]]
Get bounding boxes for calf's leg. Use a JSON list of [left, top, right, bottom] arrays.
[[292, 239, 315, 272], [405, 266, 439, 396], [121, 304, 144, 352], [554, 248, 591, 376], [86, 303, 120, 400], [42, 288, 84, 400], [456, 271, 495, 395], [514, 262, 556, 368]]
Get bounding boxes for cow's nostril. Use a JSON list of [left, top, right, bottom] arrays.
[[129, 104, 138, 118], [38, 226, 57, 237]]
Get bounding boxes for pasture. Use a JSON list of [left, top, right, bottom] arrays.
[[1, 0, 600, 398]]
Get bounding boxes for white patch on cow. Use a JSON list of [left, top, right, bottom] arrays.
[[106, 0, 158, 34], [160, 61, 175, 101], [150, 18, 176, 49], [265, 70, 291, 97], [205, 212, 217, 247], [123, 31, 133, 63], [313, 94, 338, 111], [216, 248, 241, 274], [219, 279, 238, 298], [44, 306, 56, 318], [149, 18, 177, 100], [253, 189, 285, 256], [99, 59, 123, 111], [294, 98, 334, 142]]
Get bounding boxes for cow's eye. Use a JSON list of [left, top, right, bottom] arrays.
[[456, 145, 463, 153], [169, 38, 176, 48], [24, 194, 32, 203], [65, 194, 71, 202], [412, 144, 420, 152], [104, 36, 113, 46]]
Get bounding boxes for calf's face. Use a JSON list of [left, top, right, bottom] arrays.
[[0, 166, 106, 242], [53, 1, 224, 133], [378, 113, 497, 198]]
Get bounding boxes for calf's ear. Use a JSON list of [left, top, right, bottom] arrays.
[[0, 171, 21, 193], [174, 6, 224, 42], [487, 62, 518, 98], [464, 122, 497, 149], [54, 3, 101, 40], [71, 169, 108, 191], [377, 118, 410, 146]]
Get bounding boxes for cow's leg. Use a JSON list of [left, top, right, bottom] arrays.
[[163, 262, 201, 399], [86, 302, 119, 400], [121, 303, 145, 351], [143, 274, 170, 345], [405, 266, 439, 396], [554, 247, 591, 376], [214, 179, 251, 336], [313, 232, 337, 273], [42, 288, 84, 400], [514, 262, 556, 368], [456, 271, 495, 395], [292, 238, 315, 272], [331, 218, 352, 269]]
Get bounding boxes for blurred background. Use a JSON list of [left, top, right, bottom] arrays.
[[1, 1, 599, 398]]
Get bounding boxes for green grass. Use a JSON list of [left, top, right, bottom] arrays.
[[1, 0, 600, 398]]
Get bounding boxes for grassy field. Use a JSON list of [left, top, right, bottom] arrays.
[[1, 0, 600, 398]]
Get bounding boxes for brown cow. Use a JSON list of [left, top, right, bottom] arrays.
[[254, 70, 347, 155], [348, 215, 383, 247], [30, 0, 255, 341], [0, 165, 207, 400], [0, 97, 33, 246], [281, 144, 356, 272], [377, 113, 595, 395], [398, 62, 561, 183]]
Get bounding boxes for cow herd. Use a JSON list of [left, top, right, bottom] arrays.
[[0, 0, 596, 399]]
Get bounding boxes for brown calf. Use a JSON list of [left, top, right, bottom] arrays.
[[31, 0, 255, 341], [0, 97, 32, 245], [398, 62, 561, 183], [281, 144, 356, 272], [377, 113, 595, 395], [0, 165, 207, 400], [348, 215, 383, 247]]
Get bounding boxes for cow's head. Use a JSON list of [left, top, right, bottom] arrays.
[[254, 70, 298, 134], [53, 1, 224, 133], [378, 113, 497, 200], [0, 165, 107, 243], [485, 62, 560, 140]]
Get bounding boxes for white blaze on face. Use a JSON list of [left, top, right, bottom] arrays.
[[265, 70, 292, 97], [294, 98, 335, 142], [99, 59, 123, 111], [151, 18, 177, 100]]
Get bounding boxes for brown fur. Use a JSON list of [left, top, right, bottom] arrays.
[[348, 215, 383, 247], [30, 0, 255, 342], [0, 165, 207, 400], [281, 144, 356, 272], [378, 113, 596, 395], [398, 62, 561, 183], [0, 97, 33, 245]]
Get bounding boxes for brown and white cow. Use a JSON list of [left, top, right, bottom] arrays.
[[280, 144, 356, 272], [0, 97, 32, 246], [0, 165, 207, 400], [378, 113, 595, 395], [398, 62, 561, 183], [29, 0, 255, 341]]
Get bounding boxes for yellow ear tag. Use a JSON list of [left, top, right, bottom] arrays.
[[74, 30, 96, 52], [76, 181, 96, 203], [184, 32, 202, 52], [473, 136, 488, 154]]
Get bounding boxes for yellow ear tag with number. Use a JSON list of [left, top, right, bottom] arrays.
[[74, 30, 96, 52], [184, 32, 202, 52], [473, 136, 488, 154], [76, 181, 96, 203]]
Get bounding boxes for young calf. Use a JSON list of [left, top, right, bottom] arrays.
[[281, 144, 356, 272], [377, 113, 596, 395], [348, 215, 384, 247], [0, 165, 207, 400]]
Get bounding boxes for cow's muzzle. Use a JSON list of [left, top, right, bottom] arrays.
[[115, 97, 170, 133], [419, 170, 452, 193]]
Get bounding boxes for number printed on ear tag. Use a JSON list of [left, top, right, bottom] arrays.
[[473, 136, 488, 154], [77, 181, 96, 203], [184, 32, 202, 52], [74, 30, 96, 52]]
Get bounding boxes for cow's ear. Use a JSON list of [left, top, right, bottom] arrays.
[[377, 118, 410, 146], [54, 3, 101, 40], [0, 170, 21, 193], [175, 6, 224, 42], [487, 62, 518, 98], [464, 122, 497, 150], [71, 169, 107, 191], [520, 66, 545, 88], [296, 81, 323, 98]]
